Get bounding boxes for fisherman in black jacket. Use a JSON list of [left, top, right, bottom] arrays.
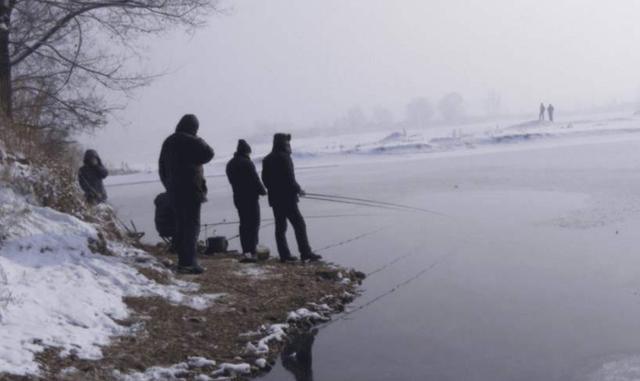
[[159, 114, 214, 274], [226, 139, 267, 261], [262, 133, 321, 263], [78, 149, 109, 204]]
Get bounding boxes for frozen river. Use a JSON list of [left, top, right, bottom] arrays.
[[108, 128, 640, 381]]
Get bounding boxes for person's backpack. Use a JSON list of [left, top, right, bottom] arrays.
[[154, 193, 175, 239]]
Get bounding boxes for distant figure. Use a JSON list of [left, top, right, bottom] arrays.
[[226, 139, 267, 262], [539, 103, 546, 121], [159, 114, 214, 274], [547, 104, 555, 122], [262, 133, 321, 263], [78, 149, 108, 205]]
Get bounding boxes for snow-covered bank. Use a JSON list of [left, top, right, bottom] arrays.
[[0, 187, 220, 377], [102, 111, 640, 184]]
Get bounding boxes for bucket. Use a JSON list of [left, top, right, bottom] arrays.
[[256, 245, 270, 261], [205, 236, 228, 254]]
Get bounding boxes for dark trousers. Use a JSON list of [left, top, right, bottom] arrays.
[[172, 200, 201, 267], [272, 202, 312, 259], [236, 199, 261, 254]]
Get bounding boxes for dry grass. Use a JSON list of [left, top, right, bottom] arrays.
[[1, 245, 363, 381]]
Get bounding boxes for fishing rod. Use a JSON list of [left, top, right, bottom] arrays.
[[305, 192, 445, 216]]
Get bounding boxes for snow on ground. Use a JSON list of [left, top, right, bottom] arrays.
[[104, 111, 640, 188], [587, 355, 640, 381], [244, 323, 289, 355], [0, 187, 221, 377], [232, 263, 274, 279]]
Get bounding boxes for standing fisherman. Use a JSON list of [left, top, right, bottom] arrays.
[[159, 114, 214, 274], [547, 103, 555, 122], [78, 149, 109, 205], [539, 103, 546, 122], [226, 139, 267, 262], [262, 133, 321, 263]]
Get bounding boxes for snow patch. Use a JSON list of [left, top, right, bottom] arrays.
[[255, 358, 268, 369], [587, 355, 640, 381], [0, 188, 221, 376], [114, 363, 189, 381], [287, 308, 328, 322], [212, 363, 251, 376], [245, 323, 288, 355], [187, 356, 217, 368]]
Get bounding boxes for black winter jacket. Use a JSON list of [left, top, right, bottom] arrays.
[[78, 150, 108, 204], [261, 133, 301, 207], [158, 128, 214, 204], [226, 152, 266, 206]]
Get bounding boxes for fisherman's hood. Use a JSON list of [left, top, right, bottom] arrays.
[[175, 114, 199, 135], [272, 133, 291, 154], [236, 139, 252, 156], [83, 149, 101, 165]]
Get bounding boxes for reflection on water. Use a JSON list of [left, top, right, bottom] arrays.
[[281, 329, 317, 381]]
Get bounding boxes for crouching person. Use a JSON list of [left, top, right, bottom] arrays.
[[262, 133, 321, 263], [159, 114, 214, 274], [78, 149, 109, 204], [226, 139, 267, 262]]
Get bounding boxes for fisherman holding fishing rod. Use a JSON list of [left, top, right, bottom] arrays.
[[262, 133, 322, 263], [226, 139, 267, 263]]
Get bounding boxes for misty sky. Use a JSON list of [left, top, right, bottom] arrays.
[[83, 0, 640, 166]]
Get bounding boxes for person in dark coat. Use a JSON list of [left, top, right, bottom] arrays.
[[547, 104, 555, 122], [226, 139, 266, 261], [158, 114, 214, 274], [78, 149, 109, 204], [539, 103, 546, 121], [261, 133, 321, 263]]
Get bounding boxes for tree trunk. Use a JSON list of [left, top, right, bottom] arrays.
[[0, 3, 12, 122]]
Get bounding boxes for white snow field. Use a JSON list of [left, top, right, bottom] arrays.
[[0, 187, 221, 377], [106, 110, 640, 381]]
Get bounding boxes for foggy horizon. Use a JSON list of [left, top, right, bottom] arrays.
[[83, 0, 640, 165]]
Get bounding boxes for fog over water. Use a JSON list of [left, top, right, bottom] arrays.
[[82, 0, 640, 166]]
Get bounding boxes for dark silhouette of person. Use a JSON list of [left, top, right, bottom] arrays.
[[154, 192, 175, 251], [281, 330, 316, 381], [539, 103, 546, 121], [158, 114, 214, 274], [261, 133, 321, 263], [226, 139, 266, 261], [78, 149, 109, 205], [547, 104, 555, 122]]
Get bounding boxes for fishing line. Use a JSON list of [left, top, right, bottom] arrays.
[[316, 226, 388, 253], [366, 252, 415, 277], [226, 222, 276, 241], [317, 250, 455, 329], [305, 192, 446, 216], [201, 213, 380, 229], [301, 195, 412, 212]]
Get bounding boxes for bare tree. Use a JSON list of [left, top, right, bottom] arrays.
[[0, 0, 219, 135], [405, 97, 433, 128], [438, 92, 465, 123]]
